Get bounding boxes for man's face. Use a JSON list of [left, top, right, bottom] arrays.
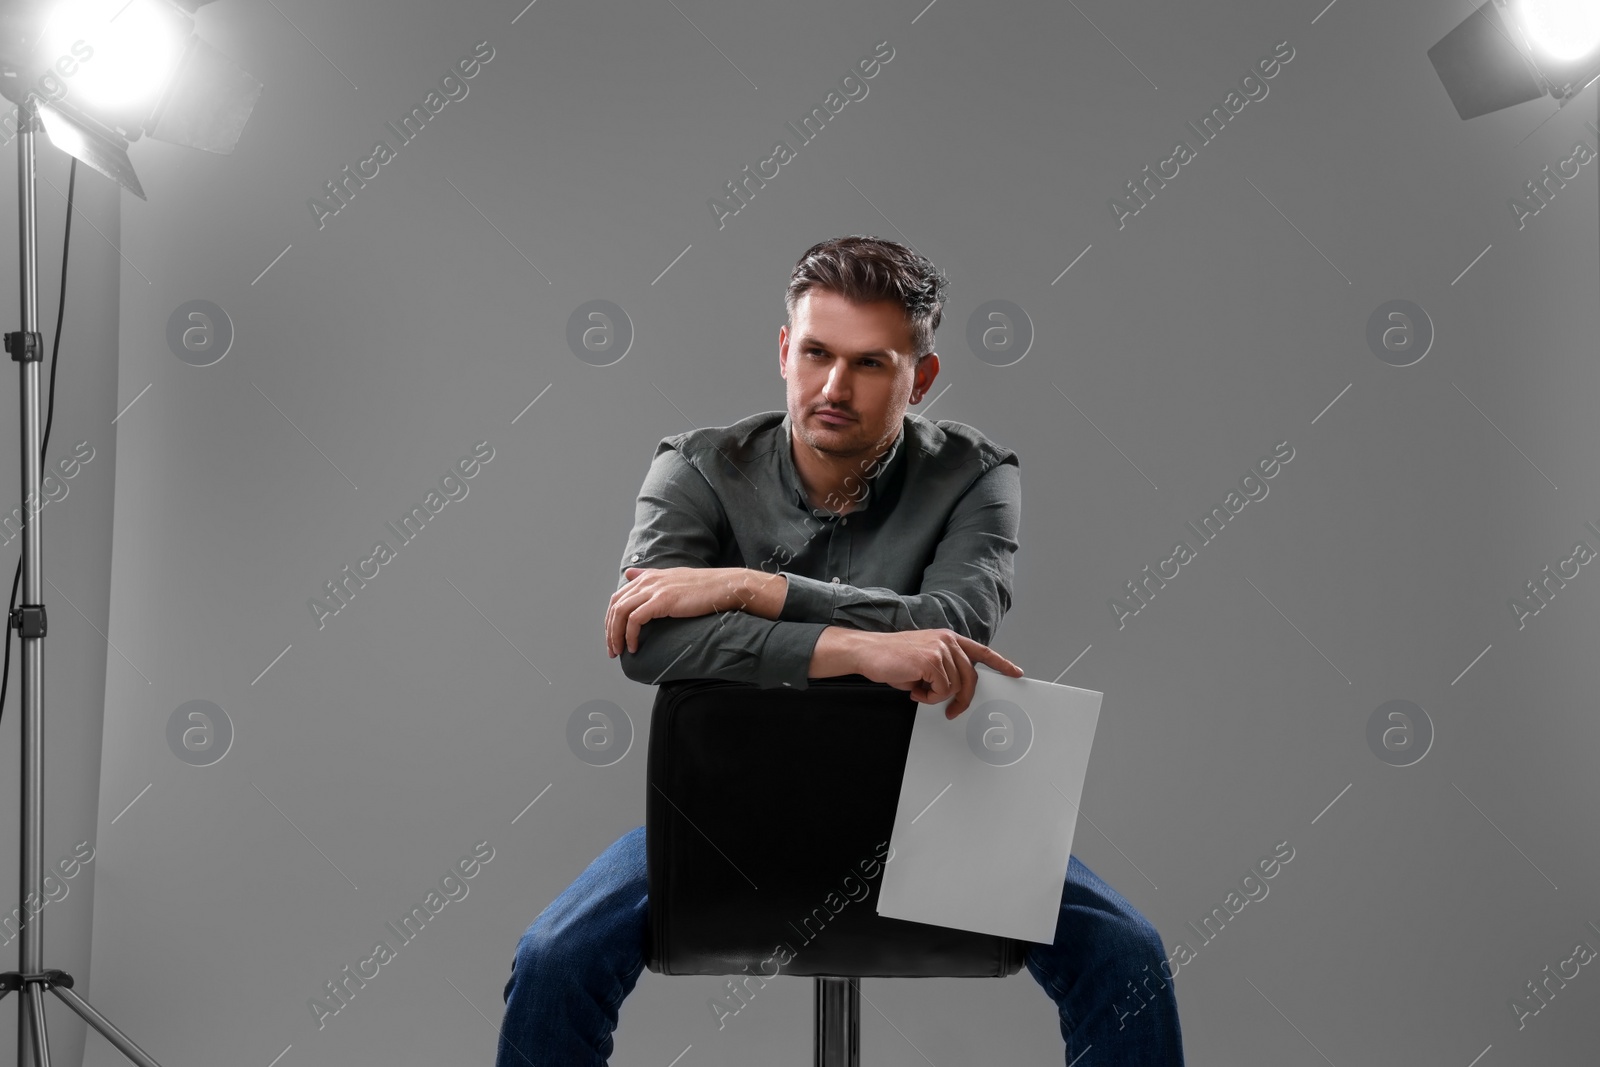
[[779, 288, 936, 461]]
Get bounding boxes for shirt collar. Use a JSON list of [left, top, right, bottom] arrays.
[[777, 409, 907, 519]]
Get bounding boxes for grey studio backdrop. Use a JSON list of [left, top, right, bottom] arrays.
[[0, 0, 1588, 1064]]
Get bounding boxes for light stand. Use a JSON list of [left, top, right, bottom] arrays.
[[0, 4, 260, 1060], [0, 93, 170, 1067]]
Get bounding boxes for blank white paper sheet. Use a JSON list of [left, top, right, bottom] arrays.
[[875, 667, 1104, 944]]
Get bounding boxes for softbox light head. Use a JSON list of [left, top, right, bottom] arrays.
[[1428, 1, 1546, 120], [0, 0, 259, 198]]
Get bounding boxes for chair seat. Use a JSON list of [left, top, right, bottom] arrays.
[[645, 675, 1028, 979]]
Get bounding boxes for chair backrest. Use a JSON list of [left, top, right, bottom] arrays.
[[645, 675, 1028, 978]]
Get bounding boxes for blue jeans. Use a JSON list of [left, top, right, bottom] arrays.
[[497, 825, 1185, 1066]]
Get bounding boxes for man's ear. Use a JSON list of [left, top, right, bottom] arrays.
[[910, 352, 939, 402]]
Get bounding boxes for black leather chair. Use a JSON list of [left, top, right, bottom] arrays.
[[645, 675, 1028, 1066]]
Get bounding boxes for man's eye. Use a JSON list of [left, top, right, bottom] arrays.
[[806, 348, 878, 366]]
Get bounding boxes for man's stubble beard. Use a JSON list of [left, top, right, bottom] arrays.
[[799, 421, 874, 460]]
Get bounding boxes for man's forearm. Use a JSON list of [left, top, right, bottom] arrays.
[[809, 625, 862, 679], [727, 568, 788, 620]]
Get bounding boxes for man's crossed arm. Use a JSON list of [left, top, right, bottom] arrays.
[[605, 444, 1021, 703]]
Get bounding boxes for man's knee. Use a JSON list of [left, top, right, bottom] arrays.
[[1108, 912, 1170, 984], [510, 924, 564, 984]]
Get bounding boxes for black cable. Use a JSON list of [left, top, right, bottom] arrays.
[[0, 154, 75, 730]]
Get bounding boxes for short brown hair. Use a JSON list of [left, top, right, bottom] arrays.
[[784, 235, 949, 359]]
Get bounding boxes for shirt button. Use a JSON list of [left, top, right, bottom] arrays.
[[831, 576, 840, 583], [782, 682, 791, 687], [630, 554, 640, 562], [840, 518, 848, 525]]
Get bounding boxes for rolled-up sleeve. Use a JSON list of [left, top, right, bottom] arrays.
[[614, 444, 831, 690], [776, 456, 1019, 647]]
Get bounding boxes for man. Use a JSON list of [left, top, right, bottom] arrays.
[[496, 236, 1186, 1066]]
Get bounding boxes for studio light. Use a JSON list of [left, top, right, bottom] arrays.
[[0, 3, 261, 1066], [0, 0, 262, 198], [1519, 0, 1600, 63], [1428, 0, 1600, 120]]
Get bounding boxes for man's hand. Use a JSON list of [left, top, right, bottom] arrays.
[[847, 628, 1024, 719], [606, 567, 780, 657]]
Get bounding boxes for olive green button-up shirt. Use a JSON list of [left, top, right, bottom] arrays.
[[614, 408, 1020, 690]]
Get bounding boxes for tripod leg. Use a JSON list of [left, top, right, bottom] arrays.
[[45, 985, 165, 1067], [23, 981, 52, 1067]]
